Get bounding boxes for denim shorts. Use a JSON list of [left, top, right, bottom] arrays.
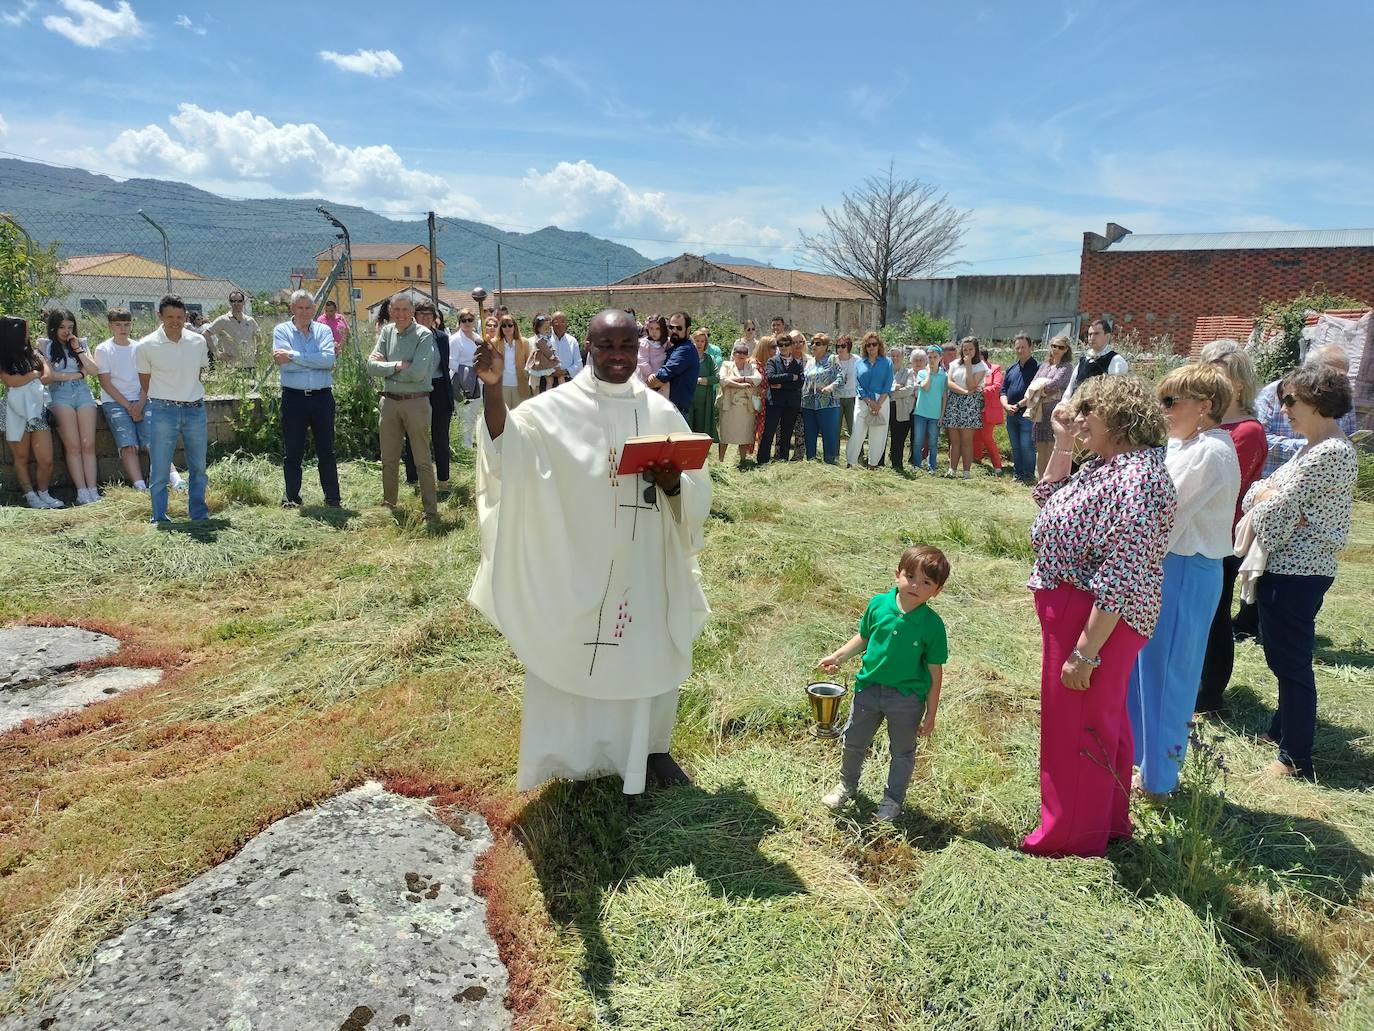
[[102, 401, 151, 450], [48, 378, 97, 410]]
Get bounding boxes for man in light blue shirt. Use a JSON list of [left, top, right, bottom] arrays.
[[1254, 344, 1356, 476], [272, 289, 340, 507]]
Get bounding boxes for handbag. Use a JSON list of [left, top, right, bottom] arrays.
[[452, 364, 481, 401]]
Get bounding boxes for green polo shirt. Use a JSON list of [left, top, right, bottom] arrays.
[[854, 588, 948, 699], [367, 321, 437, 391]]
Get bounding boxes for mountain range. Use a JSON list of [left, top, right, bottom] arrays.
[[0, 158, 771, 293]]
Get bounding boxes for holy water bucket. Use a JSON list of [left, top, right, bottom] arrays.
[[806, 680, 848, 739]]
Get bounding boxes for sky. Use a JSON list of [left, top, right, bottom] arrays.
[[2, 0, 1373, 277]]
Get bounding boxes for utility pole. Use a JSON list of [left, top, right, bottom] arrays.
[[496, 244, 503, 308], [427, 211, 440, 311]]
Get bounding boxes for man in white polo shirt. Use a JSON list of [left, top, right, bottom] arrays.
[[137, 294, 210, 523], [549, 310, 583, 383]]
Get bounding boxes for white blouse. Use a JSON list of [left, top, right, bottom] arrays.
[[1243, 437, 1358, 578], [1164, 429, 1241, 558], [949, 360, 988, 390]]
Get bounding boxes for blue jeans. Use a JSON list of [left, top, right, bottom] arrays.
[[911, 415, 940, 471], [148, 399, 208, 521], [802, 406, 841, 463], [1005, 410, 1035, 480], [1257, 572, 1333, 778]]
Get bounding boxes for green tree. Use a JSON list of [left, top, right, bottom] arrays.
[[880, 306, 952, 348], [0, 216, 61, 326]]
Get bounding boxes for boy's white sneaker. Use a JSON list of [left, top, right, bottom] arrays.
[[37, 491, 64, 509], [875, 798, 903, 823], [822, 784, 854, 810], [24, 491, 46, 509]]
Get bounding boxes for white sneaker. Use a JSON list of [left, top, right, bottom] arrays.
[[943, 467, 957, 478], [962, 470, 972, 480], [25, 491, 45, 509], [37, 491, 64, 509], [76, 487, 99, 504], [875, 798, 903, 823], [822, 784, 854, 809]]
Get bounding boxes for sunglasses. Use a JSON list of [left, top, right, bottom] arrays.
[[1076, 402, 1094, 415], [1160, 395, 1183, 408], [1280, 393, 1298, 408], [460, 316, 475, 323]]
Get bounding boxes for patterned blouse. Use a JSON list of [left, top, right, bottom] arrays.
[[1028, 447, 1177, 637], [801, 354, 841, 410], [1242, 437, 1357, 578]]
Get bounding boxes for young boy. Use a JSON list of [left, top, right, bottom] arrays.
[[94, 310, 186, 492], [818, 544, 950, 822]]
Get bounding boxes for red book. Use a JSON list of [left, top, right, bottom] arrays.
[[616, 432, 714, 475]]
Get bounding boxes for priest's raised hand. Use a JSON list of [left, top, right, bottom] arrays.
[[467, 308, 712, 795]]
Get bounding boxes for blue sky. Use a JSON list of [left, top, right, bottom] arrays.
[[2, 0, 1373, 275]]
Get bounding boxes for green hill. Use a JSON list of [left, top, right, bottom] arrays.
[[0, 158, 654, 292]]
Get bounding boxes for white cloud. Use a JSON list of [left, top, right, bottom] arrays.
[[42, 0, 143, 47], [522, 160, 690, 238], [174, 13, 205, 35], [1, 0, 36, 26], [318, 48, 402, 78], [105, 104, 477, 215]]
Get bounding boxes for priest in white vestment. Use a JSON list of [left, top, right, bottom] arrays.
[[467, 309, 711, 793]]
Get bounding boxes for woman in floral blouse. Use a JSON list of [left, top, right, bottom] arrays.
[[1025, 375, 1176, 858], [800, 333, 842, 464], [1242, 363, 1358, 780]]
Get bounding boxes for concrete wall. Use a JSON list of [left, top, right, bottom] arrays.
[[1, 395, 256, 504], [888, 274, 1080, 341]]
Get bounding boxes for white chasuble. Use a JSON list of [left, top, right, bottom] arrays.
[[468, 366, 711, 792]]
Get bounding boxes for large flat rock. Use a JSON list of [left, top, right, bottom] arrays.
[[0, 627, 119, 687], [0, 667, 162, 734], [3, 783, 510, 1031]]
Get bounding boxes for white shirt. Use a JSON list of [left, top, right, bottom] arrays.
[[949, 359, 989, 390], [1165, 428, 1241, 558], [502, 342, 516, 387], [136, 326, 209, 402], [450, 330, 479, 373], [552, 332, 583, 377], [94, 338, 141, 401], [835, 354, 859, 398], [1066, 347, 1130, 398]]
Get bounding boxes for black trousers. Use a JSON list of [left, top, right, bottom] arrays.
[[758, 403, 800, 464], [1196, 554, 1243, 713], [404, 379, 454, 483], [889, 405, 911, 471], [282, 387, 340, 505]]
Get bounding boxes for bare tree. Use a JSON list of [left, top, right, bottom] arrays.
[[799, 164, 969, 326]]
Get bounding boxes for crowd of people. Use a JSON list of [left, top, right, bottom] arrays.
[[0, 294, 1362, 856]]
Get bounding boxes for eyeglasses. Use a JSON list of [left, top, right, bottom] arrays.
[[1280, 393, 1298, 408], [460, 316, 475, 323]]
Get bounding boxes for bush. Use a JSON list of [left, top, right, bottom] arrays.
[[1252, 289, 1368, 385], [231, 333, 380, 460], [881, 306, 952, 348]]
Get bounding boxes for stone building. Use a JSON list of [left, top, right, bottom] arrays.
[[494, 253, 877, 333]]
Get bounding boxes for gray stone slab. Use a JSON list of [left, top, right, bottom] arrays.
[[0, 627, 119, 688], [0, 667, 163, 734], [2, 782, 510, 1031]]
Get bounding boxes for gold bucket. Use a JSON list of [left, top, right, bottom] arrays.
[[806, 680, 848, 739]]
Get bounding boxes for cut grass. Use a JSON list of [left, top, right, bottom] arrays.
[[0, 445, 1371, 1030]]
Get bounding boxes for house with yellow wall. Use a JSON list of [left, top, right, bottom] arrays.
[[53, 253, 247, 321], [301, 244, 444, 311]]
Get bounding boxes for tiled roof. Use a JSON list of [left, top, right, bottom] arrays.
[[497, 282, 791, 296], [1106, 229, 1374, 252], [717, 263, 868, 300], [1190, 315, 1256, 358], [313, 243, 433, 261], [59, 253, 135, 274]]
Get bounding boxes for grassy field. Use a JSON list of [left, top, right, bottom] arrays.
[[0, 442, 1371, 1030]]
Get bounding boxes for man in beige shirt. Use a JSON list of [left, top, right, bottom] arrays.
[[203, 290, 260, 370], [137, 294, 210, 523], [367, 293, 439, 520]]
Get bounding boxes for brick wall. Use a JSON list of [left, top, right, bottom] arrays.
[[1079, 244, 1374, 348], [1, 395, 256, 504]]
